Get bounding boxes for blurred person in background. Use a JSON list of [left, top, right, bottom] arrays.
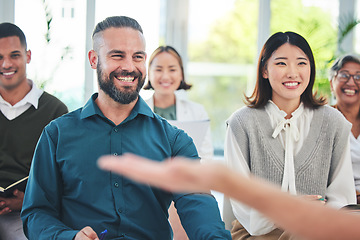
[[329, 54, 360, 203], [144, 45, 214, 240]]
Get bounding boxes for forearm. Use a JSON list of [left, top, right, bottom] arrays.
[[22, 209, 78, 240], [175, 193, 231, 239], [217, 169, 360, 240]]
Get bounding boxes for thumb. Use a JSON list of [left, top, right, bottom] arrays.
[[13, 189, 24, 199]]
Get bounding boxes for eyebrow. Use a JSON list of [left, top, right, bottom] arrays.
[[339, 70, 360, 73], [274, 57, 308, 61], [10, 50, 22, 54], [107, 50, 146, 56]]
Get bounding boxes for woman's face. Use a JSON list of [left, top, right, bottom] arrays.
[[331, 61, 360, 107], [148, 52, 182, 96], [263, 43, 311, 107]]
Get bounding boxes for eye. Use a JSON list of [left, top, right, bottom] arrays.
[[275, 62, 286, 66], [354, 75, 360, 81], [298, 61, 307, 65], [11, 54, 21, 59], [338, 73, 349, 79], [134, 54, 145, 61], [111, 54, 123, 59]]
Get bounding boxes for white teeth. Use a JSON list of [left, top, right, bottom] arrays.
[[116, 76, 134, 82], [284, 82, 298, 87], [2, 72, 15, 76], [160, 82, 171, 87], [344, 89, 356, 95]]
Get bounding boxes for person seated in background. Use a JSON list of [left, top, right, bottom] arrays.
[[143, 45, 214, 240], [20, 16, 231, 240], [224, 31, 356, 239], [0, 22, 68, 240], [98, 153, 360, 240], [329, 54, 360, 203], [143, 45, 213, 160]]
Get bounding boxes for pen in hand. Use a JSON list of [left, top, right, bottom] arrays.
[[99, 229, 107, 240]]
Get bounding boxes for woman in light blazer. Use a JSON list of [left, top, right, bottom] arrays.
[[143, 46, 213, 161], [143, 46, 214, 240]]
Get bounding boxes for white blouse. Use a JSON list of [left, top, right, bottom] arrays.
[[225, 101, 356, 235], [351, 133, 360, 192]]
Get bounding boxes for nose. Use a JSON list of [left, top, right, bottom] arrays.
[[346, 75, 357, 86], [120, 56, 136, 72], [287, 64, 299, 79], [1, 56, 13, 69], [161, 70, 171, 80]]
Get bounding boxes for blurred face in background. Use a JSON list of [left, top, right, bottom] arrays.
[[331, 61, 360, 107], [148, 52, 182, 97]]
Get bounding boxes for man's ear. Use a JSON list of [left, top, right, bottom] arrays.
[[88, 50, 98, 69], [26, 49, 31, 64]]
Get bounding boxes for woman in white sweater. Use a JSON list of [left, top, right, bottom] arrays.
[[225, 32, 356, 239]]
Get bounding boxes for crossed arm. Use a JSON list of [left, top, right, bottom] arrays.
[[98, 153, 360, 240]]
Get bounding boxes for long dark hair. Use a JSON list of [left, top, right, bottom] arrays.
[[245, 31, 326, 108]]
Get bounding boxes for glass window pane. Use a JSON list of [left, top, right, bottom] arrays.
[[187, 0, 256, 155]]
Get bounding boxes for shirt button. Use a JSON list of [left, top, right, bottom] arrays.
[[114, 182, 119, 188], [114, 128, 118, 132], [118, 208, 122, 213], [113, 153, 118, 156]]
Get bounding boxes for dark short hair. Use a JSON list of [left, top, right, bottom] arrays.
[[245, 31, 326, 108], [143, 45, 192, 90], [329, 54, 360, 80], [92, 16, 143, 52], [92, 16, 143, 38], [0, 22, 27, 49]]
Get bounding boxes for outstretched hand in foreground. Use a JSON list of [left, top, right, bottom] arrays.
[[98, 153, 220, 193], [98, 153, 360, 240]]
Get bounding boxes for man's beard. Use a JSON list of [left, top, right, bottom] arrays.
[[97, 62, 145, 104]]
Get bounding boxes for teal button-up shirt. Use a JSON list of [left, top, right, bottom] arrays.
[[21, 94, 230, 240]]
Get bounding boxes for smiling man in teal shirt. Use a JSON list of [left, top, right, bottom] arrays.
[[20, 16, 230, 240]]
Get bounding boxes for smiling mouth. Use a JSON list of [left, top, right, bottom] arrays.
[[115, 76, 135, 82], [343, 89, 357, 95], [160, 82, 171, 87], [283, 82, 299, 87], [1, 71, 16, 76]]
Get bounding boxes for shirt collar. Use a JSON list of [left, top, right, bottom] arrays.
[[81, 93, 155, 120], [0, 79, 43, 109], [266, 100, 304, 120]]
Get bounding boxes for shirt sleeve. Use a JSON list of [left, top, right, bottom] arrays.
[[21, 126, 78, 240], [325, 135, 357, 208], [172, 130, 231, 239], [225, 125, 276, 236]]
